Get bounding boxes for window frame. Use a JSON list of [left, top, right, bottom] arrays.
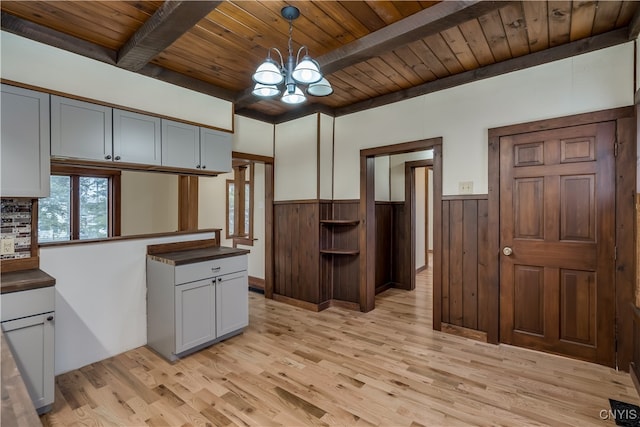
[[225, 162, 254, 244], [40, 165, 121, 242]]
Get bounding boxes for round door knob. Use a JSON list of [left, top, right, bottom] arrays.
[[503, 246, 513, 256], [105, 154, 112, 160], [46, 315, 54, 321]]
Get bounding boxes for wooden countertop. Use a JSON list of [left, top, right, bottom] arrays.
[[1, 330, 42, 427], [1, 269, 56, 294], [147, 246, 250, 266]]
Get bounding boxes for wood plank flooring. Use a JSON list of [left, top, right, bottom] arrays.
[[41, 267, 637, 426]]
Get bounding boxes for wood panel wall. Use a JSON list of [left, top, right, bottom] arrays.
[[391, 202, 412, 291], [274, 202, 324, 304], [330, 202, 360, 303], [440, 197, 489, 332], [375, 202, 393, 293]]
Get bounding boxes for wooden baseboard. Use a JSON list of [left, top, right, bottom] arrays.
[[329, 299, 360, 311], [248, 276, 265, 291], [416, 265, 427, 273], [273, 294, 325, 312], [271, 294, 361, 312], [375, 282, 394, 295], [441, 323, 488, 343], [631, 363, 640, 398]]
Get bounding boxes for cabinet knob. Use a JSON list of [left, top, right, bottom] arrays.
[[105, 155, 112, 160], [196, 164, 201, 169], [218, 277, 222, 282], [114, 156, 121, 161], [202, 165, 206, 170], [46, 315, 54, 322]]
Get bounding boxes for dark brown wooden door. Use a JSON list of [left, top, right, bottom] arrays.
[[499, 122, 616, 367]]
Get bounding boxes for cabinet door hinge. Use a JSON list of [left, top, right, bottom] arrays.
[[614, 143, 619, 157], [614, 246, 617, 260]]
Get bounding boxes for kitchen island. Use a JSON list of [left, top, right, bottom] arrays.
[[146, 239, 249, 362]]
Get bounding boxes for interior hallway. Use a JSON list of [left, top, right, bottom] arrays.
[[42, 265, 637, 426]]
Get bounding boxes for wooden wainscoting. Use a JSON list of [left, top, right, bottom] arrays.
[[273, 201, 325, 305], [440, 195, 489, 334], [375, 202, 393, 294]]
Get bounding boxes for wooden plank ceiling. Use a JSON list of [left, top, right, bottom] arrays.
[[1, 1, 638, 123]]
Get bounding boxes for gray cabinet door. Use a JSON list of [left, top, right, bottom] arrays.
[[216, 271, 248, 337], [200, 128, 232, 172], [0, 85, 50, 197], [161, 119, 199, 169], [51, 96, 113, 161], [175, 279, 216, 354], [113, 109, 161, 165], [2, 313, 54, 411]]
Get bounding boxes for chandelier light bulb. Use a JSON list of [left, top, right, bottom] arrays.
[[253, 58, 284, 85], [252, 83, 280, 97], [281, 86, 306, 104]]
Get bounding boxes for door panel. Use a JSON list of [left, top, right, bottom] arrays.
[[500, 122, 616, 367]]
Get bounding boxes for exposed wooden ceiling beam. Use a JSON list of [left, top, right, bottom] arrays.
[[117, 1, 222, 71], [628, 5, 640, 40], [334, 27, 630, 117], [0, 11, 235, 101], [318, 0, 512, 75], [1, 11, 116, 64], [235, 0, 512, 109]]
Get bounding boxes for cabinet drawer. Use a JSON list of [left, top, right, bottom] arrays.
[[175, 255, 247, 285], [1, 287, 55, 322]]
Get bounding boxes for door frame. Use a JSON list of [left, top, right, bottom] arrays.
[[359, 137, 442, 319], [487, 107, 636, 369]]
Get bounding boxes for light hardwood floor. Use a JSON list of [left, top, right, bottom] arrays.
[[41, 267, 637, 426]]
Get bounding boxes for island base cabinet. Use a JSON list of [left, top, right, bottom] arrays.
[[216, 272, 249, 337], [2, 313, 54, 414], [175, 279, 216, 354], [147, 254, 248, 362]]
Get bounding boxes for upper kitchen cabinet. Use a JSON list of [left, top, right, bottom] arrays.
[[113, 109, 161, 165], [162, 119, 232, 172], [1, 85, 50, 198], [200, 128, 232, 173], [161, 119, 199, 170], [51, 96, 112, 162]]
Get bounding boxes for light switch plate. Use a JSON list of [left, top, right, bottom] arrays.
[[1, 238, 15, 255], [458, 181, 474, 195]]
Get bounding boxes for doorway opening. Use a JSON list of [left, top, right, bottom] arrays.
[[359, 138, 443, 331]]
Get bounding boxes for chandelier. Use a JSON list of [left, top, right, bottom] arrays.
[[251, 5, 333, 105]]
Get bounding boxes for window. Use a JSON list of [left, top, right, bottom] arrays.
[[226, 163, 254, 243], [38, 166, 120, 242]]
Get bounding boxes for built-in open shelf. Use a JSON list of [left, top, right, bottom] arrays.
[[320, 219, 360, 226], [320, 249, 360, 255]]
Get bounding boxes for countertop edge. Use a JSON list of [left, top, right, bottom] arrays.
[[1, 269, 56, 295], [147, 247, 250, 266]]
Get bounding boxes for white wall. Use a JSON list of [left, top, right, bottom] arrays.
[[121, 171, 178, 235], [233, 115, 274, 157], [319, 114, 334, 200], [375, 156, 390, 201], [428, 168, 433, 251], [415, 167, 426, 269], [274, 115, 317, 201], [40, 232, 217, 375], [389, 151, 433, 201], [0, 32, 233, 131], [334, 43, 634, 198]]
